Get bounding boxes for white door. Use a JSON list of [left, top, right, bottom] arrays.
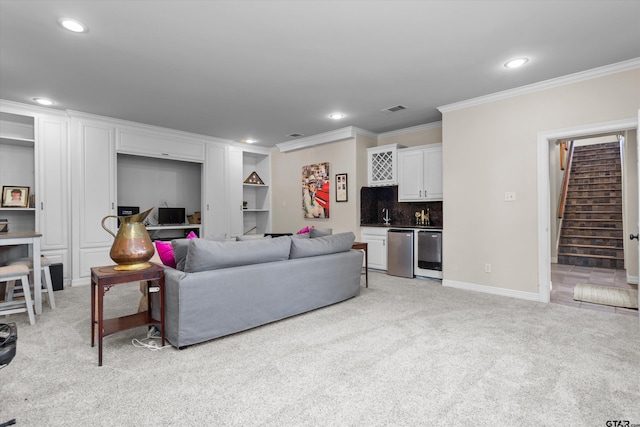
[[637, 109, 640, 315]]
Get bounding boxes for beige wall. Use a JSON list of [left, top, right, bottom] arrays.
[[271, 137, 367, 235], [378, 125, 442, 147], [442, 68, 640, 294]]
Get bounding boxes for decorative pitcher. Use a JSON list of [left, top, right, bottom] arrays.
[[101, 207, 155, 271]]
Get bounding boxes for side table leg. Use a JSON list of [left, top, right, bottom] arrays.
[[98, 285, 104, 367], [91, 280, 95, 347], [365, 248, 368, 288]]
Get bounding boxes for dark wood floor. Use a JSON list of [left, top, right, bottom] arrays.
[[551, 263, 638, 317]]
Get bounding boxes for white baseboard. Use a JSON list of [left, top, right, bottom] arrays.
[[626, 275, 639, 285], [443, 279, 542, 302]]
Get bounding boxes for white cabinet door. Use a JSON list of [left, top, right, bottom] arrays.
[[397, 149, 424, 201], [116, 128, 205, 162], [228, 147, 244, 237], [361, 228, 388, 271], [37, 116, 68, 251], [203, 143, 227, 238], [424, 144, 443, 201], [71, 118, 116, 284], [363, 234, 387, 270]]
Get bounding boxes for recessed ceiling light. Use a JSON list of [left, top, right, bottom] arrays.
[[58, 18, 88, 33], [33, 97, 55, 106], [504, 57, 529, 69], [243, 139, 257, 144], [328, 112, 345, 120]]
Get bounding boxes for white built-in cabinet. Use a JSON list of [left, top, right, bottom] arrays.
[[3, 100, 268, 286], [367, 144, 404, 186], [397, 143, 443, 202], [0, 102, 70, 283], [228, 146, 271, 237], [360, 227, 388, 270]]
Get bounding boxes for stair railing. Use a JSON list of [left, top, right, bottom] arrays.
[[557, 141, 574, 219]]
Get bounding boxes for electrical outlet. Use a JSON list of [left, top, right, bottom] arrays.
[[484, 263, 491, 273], [504, 192, 516, 202]]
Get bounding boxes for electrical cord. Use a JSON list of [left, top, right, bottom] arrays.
[[131, 337, 171, 351]]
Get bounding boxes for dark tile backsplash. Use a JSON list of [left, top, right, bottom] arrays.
[[360, 186, 442, 227]]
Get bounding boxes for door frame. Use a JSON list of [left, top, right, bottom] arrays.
[[536, 117, 638, 303]]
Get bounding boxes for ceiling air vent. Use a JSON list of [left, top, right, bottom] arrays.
[[287, 133, 304, 138], [381, 105, 408, 113]]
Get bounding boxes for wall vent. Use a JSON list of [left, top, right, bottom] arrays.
[[381, 105, 408, 113]]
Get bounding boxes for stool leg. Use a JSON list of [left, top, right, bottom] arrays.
[[42, 266, 55, 309], [5, 280, 15, 302], [19, 274, 36, 326]]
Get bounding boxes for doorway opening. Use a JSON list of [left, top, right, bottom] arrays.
[[537, 118, 638, 316]]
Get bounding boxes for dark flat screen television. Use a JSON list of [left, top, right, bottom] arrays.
[[158, 207, 185, 225]]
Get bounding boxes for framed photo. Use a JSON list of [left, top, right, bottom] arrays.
[[1, 186, 30, 208], [336, 173, 348, 202]]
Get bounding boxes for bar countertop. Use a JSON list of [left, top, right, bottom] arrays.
[[360, 224, 443, 230]]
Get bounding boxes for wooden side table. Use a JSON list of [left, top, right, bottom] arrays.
[[91, 264, 165, 366], [352, 242, 368, 288]]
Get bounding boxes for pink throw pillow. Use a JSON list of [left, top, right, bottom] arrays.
[[155, 240, 176, 268], [155, 231, 198, 268]]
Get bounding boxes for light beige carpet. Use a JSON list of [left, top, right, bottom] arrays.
[[574, 283, 639, 308]]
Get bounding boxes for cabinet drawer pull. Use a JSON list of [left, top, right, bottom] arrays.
[[41, 202, 44, 210]]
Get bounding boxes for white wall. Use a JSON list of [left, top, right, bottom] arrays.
[[441, 68, 640, 296]]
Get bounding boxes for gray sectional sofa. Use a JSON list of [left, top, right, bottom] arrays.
[[157, 232, 363, 348]]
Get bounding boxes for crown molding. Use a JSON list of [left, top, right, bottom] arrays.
[[276, 126, 376, 153], [438, 58, 640, 114], [378, 121, 442, 138], [1, 99, 68, 117]]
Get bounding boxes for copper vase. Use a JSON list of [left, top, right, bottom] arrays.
[[101, 207, 155, 270]]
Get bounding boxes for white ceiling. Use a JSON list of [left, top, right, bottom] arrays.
[[1, 0, 639, 148]]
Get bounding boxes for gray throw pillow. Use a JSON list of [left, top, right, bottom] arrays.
[[184, 236, 292, 273], [309, 228, 333, 238], [289, 232, 355, 259], [171, 238, 191, 271]]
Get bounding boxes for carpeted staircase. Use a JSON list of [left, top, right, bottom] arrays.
[[558, 142, 624, 269]]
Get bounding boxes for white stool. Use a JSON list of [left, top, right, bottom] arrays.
[[0, 264, 36, 325], [7, 256, 56, 309]]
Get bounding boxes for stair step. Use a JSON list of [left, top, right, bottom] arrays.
[[557, 252, 623, 261], [559, 237, 623, 247], [557, 255, 625, 270], [565, 196, 620, 201]]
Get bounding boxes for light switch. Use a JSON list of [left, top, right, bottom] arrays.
[[504, 192, 516, 202]]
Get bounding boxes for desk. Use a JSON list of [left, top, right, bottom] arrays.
[[91, 264, 165, 366], [0, 232, 42, 315], [352, 241, 368, 288]]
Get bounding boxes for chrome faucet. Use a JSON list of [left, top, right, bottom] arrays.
[[382, 208, 391, 226]]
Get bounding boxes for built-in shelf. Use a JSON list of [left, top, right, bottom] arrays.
[[0, 136, 35, 147], [0, 208, 36, 212], [146, 224, 201, 231], [146, 224, 201, 241]]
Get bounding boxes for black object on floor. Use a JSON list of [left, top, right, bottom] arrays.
[[50, 263, 63, 291]]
